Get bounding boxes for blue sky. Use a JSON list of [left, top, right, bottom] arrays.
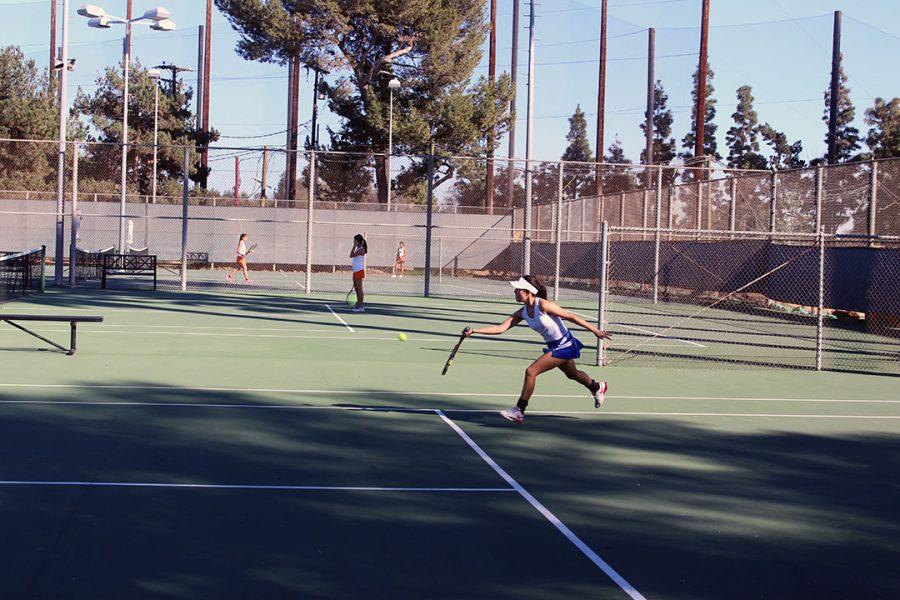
[[2, 0, 898, 165]]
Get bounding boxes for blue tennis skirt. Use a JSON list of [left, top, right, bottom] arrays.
[[543, 333, 584, 360]]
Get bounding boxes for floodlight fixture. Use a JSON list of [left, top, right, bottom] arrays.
[[77, 4, 106, 18], [150, 18, 176, 32], [88, 16, 111, 28], [141, 7, 171, 21]]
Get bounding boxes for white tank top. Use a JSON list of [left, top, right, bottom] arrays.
[[352, 253, 365, 272], [521, 298, 570, 343]]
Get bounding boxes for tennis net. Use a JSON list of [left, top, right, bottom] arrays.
[[0, 246, 45, 304]]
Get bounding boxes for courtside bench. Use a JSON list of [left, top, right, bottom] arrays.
[[0, 314, 103, 355], [102, 254, 157, 289]]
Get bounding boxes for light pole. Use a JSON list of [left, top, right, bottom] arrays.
[[148, 68, 161, 205], [53, 0, 73, 286], [77, 4, 176, 252], [387, 77, 401, 212]]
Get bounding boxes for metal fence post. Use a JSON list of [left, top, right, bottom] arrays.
[[769, 170, 777, 237], [729, 177, 737, 238], [868, 161, 878, 240], [68, 142, 79, 287], [305, 150, 315, 294], [180, 147, 189, 291], [816, 229, 825, 371], [580, 196, 585, 242], [554, 163, 564, 300], [641, 190, 648, 241], [595, 221, 609, 367], [424, 148, 435, 297], [438, 236, 443, 284], [815, 166, 824, 234], [618, 192, 625, 240], [653, 165, 662, 303]]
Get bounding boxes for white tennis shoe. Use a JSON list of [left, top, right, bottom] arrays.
[[500, 407, 524, 424], [592, 381, 608, 408]]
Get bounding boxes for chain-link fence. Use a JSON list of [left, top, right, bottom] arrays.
[[1, 138, 898, 375]]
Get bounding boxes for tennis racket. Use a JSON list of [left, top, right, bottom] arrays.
[[346, 287, 357, 307], [244, 243, 258, 256], [441, 327, 471, 375]]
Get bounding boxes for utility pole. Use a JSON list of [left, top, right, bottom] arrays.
[[201, 0, 212, 188], [287, 55, 301, 202], [827, 10, 842, 165], [523, 0, 536, 273], [50, 0, 57, 84], [310, 68, 321, 148], [506, 0, 520, 211], [594, 0, 607, 199], [486, 0, 497, 214], [154, 62, 195, 97], [695, 0, 710, 159], [644, 28, 655, 189]]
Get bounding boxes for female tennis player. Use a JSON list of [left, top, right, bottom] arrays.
[[392, 241, 407, 278], [226, 233, 254, 284], [350, 233, 367, 312], [464, 275, 612, 424]]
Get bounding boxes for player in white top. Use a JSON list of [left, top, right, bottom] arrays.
[[465, 275, 612, 424], [226, 233, 254, 284], [350, 234, 367, 312], [392, 241, 407, 278]]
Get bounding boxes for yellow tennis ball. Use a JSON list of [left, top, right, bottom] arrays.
[[398, 333, 408, 342]]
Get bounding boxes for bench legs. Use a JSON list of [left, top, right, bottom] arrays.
[[2, 319, 73, 354]]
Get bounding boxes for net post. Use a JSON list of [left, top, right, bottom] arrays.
[[768, 169, 777, 238], [40, 245, 46, 292], [305, 149, 315, 295], [424, 146, 435, 298], [69, 142, 79, 287], [868, 160, 878, 245], [815, 166, 824, 234], [729, 177, 737, 239], [553, 162, 564, 301], [595, 220, 609, 367], [816, 228, 825, 371], [180, 146, 189, 291]]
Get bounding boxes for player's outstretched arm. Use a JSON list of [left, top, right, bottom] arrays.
[[466, 311, 523, 337], [541, 300, 612, 340]]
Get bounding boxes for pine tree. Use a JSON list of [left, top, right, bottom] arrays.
[[680, 65, 719, 161], [759, 124, 806, 170], [863, 97, 900, 159], [726, 85, 767, 170], [561, 105, 594, 197], [639, 80, 677, 166], [216, 0, 513, 206], [823, 56, 861, 163], [71, 60, 210, 196], [603, 136, 636, 193]]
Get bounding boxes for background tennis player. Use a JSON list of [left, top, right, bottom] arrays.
[[226, 233, 254, 284], [465, 275, 612, 424]]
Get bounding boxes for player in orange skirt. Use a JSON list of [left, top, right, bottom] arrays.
[[226, 233, 254, 284]]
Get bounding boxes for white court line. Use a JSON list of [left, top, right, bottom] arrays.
[[443, 283, 506, 296], [436, 410, 645, 600], [0, 400, 894, 419], [325, 304, 355, 332], [1, 384, 898, 404], [0, 480, 513, 493], [612, 323, 706, 347]]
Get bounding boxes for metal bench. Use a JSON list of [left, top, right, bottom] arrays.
[[0, 314, 103, 355], [102, 254, 157, 289]]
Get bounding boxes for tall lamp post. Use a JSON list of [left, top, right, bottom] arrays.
[[386, 77, 401, 212], [148, 68, 161, 205], [53, 0, 74, 286], [77, 4, 176, 251]]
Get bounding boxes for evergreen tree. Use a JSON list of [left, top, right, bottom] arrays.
[[680, 65, 719, 161], [561, 105, 594, 197], [603, 136, 637, 193], [760, 124, 806, 170], [216, 0, 513, 206], [823, 56, 861, 163], [639, 80, 677, 166], [0, 46, 61, 191], [863, 97, 900, 159], [726, 85, 767, 170], [71, 60, 211, 196]]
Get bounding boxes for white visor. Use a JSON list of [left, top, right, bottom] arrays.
[[509, 277, 539, 295]]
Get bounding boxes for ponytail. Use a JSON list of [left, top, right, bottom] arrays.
[[522, 275, 547, 299], [353, 234, 368, 253]]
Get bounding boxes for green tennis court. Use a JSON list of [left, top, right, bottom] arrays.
[[1, 287, 898, 599]]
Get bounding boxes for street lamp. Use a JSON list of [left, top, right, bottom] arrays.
[[148, 68, 162, 206], [77, 3, 176, 252], [387, 77, 401, 212]]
